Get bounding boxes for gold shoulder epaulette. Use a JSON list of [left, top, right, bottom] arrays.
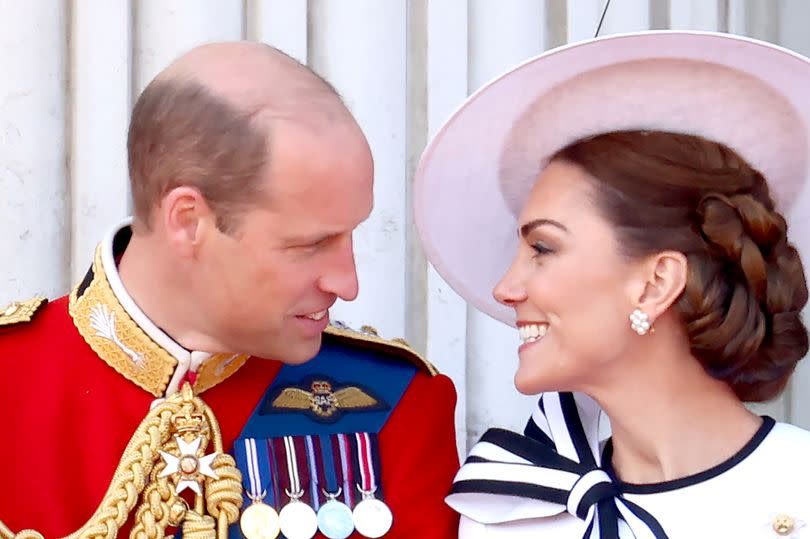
[[0, 296, 47, 327], [324, 322, 439, 376]]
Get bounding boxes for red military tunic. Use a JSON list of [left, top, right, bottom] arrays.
[[0, 227, 459, 538]]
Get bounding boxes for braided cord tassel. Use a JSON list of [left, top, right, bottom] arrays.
[[0, 384, 243, 539]]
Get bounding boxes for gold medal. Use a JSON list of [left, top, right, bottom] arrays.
[[240, 499, 281, 539]]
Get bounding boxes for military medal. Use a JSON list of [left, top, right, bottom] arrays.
[[241, 498, 280, 539], [351, 433, 393, 538], [234, 438, 280, 539], [353, 494, 393, 539], [278, 436, 318, 539], [318, 488, 355, 539], [316, 435, 355, 539]]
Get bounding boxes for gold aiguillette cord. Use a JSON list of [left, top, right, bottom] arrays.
[[0, 384, 243, 539]]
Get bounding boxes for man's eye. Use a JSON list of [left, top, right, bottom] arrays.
[[299, 237, 330, 250]]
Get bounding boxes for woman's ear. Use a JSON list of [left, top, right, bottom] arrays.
[[632, 251, 688, 322]]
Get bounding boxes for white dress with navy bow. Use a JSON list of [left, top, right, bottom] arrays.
[[448, 392, 810, 538]]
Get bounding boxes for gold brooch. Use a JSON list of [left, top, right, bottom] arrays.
[[770, 513, 806, 537], [773, 514, 796, 536]]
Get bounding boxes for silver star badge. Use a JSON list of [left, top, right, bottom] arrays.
[[159, 436, 219, 495]]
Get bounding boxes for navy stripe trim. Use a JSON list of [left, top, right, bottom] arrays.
[[452, 479, 569, 505], [604, 416, 775, 495], [560, 392, 596, 467], [479, 428, 583, 474]]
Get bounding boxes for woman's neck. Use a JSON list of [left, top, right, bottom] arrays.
[[584, 332, 762, 485]]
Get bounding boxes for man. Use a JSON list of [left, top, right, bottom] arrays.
[[0, 42, 459, 539]]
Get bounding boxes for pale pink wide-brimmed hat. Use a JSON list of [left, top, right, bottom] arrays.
[[414, 30, 810, 326]]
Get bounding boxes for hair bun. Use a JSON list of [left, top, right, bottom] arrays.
[[554, 130, 808, 402]]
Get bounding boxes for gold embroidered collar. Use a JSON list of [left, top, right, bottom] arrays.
[[69, 223, 249, 397]]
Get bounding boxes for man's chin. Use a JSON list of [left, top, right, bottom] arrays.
[[254, 335, 323, 365]]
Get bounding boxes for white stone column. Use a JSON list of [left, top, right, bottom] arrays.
[[567, 0, 651, 42], [0, 1, 68, 304], [424, 0, 471, 456], [69, 0, 132, 282], [669, 0, 723, 30], [309, 0, 409, 338], [779, 0, 810, 430], [246, 0, 308, 63], [133, 0, 244, 95], [466, 0, 546, 448]]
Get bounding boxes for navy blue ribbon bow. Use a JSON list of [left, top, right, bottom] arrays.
[[446, 392, 669, 539]]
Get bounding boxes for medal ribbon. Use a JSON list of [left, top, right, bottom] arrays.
[[279, 436, 309, 499], [336, 433, 356, 507], [319, 434, 341, 496], [305, 435, 321, 511], [353, 432, 382, 496], [272, 438, 293, 503], [234, 438, 275, 506], [369, 433, 385, 498], [266, 438, 282, 509]]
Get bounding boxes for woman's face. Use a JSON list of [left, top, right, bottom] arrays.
[[494, 159, 645, 395]]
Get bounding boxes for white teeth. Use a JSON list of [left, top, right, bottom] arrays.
[[519, 324, 548, 344], [304, 310, 327, 321]]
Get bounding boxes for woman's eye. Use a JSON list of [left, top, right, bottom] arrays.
[[531, 243, 554, 258]]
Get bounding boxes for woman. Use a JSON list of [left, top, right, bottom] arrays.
[[414, 32, 810, 537]]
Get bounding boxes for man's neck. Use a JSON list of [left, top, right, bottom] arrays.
[[117, 234, 202, 351]]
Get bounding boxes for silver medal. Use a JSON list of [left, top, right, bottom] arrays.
[[352, 489, 393, 538], [278, 437, 318, 539], [279, 491, 319, 539], [317, 488, 354, 539]]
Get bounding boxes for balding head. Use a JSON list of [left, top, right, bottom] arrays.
[[158, 42, 349, 126], [127, 41, 357, 232]]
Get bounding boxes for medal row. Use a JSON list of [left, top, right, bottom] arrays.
[[234, 433, 393, 539]]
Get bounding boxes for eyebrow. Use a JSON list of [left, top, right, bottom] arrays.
[[519, 219, 569, 238]]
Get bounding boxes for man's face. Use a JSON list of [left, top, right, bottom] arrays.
[[192, 120, 373, 362]]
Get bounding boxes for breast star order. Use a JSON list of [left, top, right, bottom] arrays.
[[159, 436, 219, 495]]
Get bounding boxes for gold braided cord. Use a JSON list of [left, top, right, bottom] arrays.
[[204, 455, 242, 523], [130, 443, 177, 539], [0, 385, 242, 539], [0, 521, 14, 539], [217, 514, 229, 539], [179, 513, 215, 539], [201, 404, 242, 527], [0, 404, 174, 539], [0, 528, 42, 539]]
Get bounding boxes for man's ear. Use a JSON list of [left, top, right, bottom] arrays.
[[159, 186, 216, 257]]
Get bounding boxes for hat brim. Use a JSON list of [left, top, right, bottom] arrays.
[[414, 31, 810, 326]]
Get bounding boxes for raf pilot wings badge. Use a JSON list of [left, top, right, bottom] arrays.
[[264, 376, 389, 423]]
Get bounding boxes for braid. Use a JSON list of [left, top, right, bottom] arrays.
[[682, 182, 808, 400], [556, 130, 809, 401]]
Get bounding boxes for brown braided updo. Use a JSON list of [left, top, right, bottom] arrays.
[[553, 130, 808, 402]]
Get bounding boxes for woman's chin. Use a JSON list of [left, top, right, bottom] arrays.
[[514, 365, 576, 396], [514, 370, 553, 396]]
